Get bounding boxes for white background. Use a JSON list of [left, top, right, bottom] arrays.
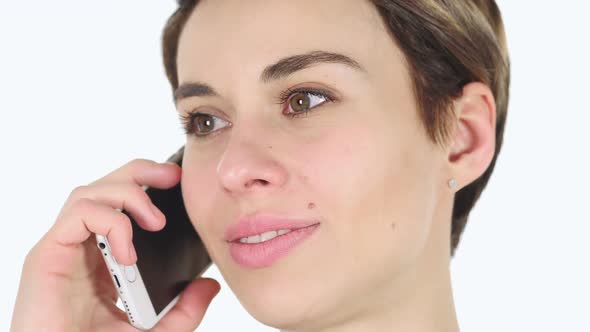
[[1, 1, 589, 331]]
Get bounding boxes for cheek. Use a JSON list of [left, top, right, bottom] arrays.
[[378, 145, 439, 263], [302, 109, 438, 270], [180, 160, 222, 247]]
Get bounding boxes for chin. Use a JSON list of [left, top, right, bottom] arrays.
[[227, 270, 326, 330], [240, 294, 317, 331]]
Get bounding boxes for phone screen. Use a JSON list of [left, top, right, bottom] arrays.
[[121, 164, 212, 315]]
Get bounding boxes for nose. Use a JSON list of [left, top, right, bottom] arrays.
[[216, 122, 287, 195]]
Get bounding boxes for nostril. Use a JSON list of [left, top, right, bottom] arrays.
[[246, 179, 269, 188]]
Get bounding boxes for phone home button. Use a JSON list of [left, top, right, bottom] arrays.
[[124, 265, 137, 283]]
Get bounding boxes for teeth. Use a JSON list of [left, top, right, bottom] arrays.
[[239, 229, 292, 244], [277, 229, 290, 235]]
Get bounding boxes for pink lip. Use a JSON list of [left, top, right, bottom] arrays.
[[228, 224, 320, 268], [224, 213, 320, 243], [225, 213, 321, 268]]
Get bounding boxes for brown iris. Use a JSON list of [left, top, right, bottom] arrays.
[[290, 92, 311, 113], [196, 114, 215, 134]]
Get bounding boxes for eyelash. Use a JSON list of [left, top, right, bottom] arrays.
[[275, 87, 335, 118], [179, 87, 336, 139]]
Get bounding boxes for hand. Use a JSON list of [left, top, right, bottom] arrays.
[[11, 159, 220, 331]]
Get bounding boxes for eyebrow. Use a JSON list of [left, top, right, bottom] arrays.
[[173, 50, 366, 104]]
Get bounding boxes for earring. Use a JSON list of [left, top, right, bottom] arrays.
[[448, 178, 457, 189]]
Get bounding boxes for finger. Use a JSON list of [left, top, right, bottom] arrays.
[[89, 158, 181, 189], [152, 278, 221, 332], [61, 183, 165, 232], [48, 198, 137, 267]]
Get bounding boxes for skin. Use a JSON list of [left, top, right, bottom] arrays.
[[175, 0, 496, 331], [11, 0, 495, 330], [11, 160, 221, 331]]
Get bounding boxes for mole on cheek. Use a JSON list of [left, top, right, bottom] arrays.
[[307, 202, 316, 209]]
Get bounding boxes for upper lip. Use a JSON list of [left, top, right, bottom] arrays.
[[224, 212, 320, 243]]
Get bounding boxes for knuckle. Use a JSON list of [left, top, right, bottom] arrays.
[[112, 213, 133, 242], [69, 185, 89, 198], [69, 197, 95, 215], [128, 158, 154, 169], [126, 184, 151, 206], [116, 212, 132, 231], [23, 240, 46, 270], [127, 182, 147, 197], [23, 246, 38, 267]]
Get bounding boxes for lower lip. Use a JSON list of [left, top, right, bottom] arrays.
[[228, 224, 320, 268]]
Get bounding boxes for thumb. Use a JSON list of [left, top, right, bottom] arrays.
[[152, 277, 221, 332]]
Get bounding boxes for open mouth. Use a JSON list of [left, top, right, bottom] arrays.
[[228, 223, 320, 268]]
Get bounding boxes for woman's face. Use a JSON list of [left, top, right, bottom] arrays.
[[176, 0, 451, 328]]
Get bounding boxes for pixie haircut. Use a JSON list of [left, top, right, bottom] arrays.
[[161, 0, 511, 257]]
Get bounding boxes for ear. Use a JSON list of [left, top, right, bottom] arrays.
[[447, 82, 496, 191]]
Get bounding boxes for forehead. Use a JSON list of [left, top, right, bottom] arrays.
[[176, 0, 395, 84]]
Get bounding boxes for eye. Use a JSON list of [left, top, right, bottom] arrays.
[[179, 111, 231, 139], [179, 87, 336, 139], [276, 87, 336, 119]]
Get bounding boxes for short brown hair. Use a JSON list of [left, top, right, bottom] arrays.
[[161, 0, 511, 257]]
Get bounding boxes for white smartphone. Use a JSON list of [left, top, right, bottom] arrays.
[[95, 145, 213, 330]]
